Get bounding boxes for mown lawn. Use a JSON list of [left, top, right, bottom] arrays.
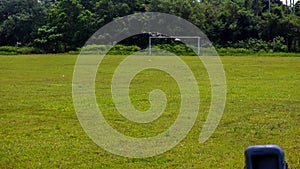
[[0, 54, 299, 168]]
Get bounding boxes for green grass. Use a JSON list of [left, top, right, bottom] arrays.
[[0, 54, 299, 168]]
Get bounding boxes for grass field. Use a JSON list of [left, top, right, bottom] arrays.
[[0, 54, 299, 168]]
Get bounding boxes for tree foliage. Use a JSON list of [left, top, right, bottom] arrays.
[[0, 0, 299, 52], [0, 0, 46, 46]]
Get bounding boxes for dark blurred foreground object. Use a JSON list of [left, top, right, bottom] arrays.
[[244, 145, 288, 169]]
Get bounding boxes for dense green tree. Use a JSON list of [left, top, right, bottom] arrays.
[[277, 14, 300, 51], [259, 12, 279, 42], [34, 0, 96, 52], [34, 25, 63, 53], [0, 0, 46, 46], [295, 1, 300, 16], [147, 0, 192, 19], [93, 0, 142, 24], [0, 0, 299, 52]]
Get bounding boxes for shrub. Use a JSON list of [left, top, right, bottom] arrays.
[[151, 44, 196, 56], [229, 38, 272, 52], [217, 47, 255, 56], [0, 46, 43, 55], [79, 45, 141, 55], [108, 45, 141, 55], [273, 36, 287, 52]]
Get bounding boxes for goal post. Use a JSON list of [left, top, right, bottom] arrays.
[[149, 36, 201, 56]]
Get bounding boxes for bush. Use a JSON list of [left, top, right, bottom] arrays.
[[227, 37, 288, 53], [0, 46, 43, 55], [79, 44, 141, 55], [108, 45, 141, 55], [273, 36, 287, 52], [230, 38, 272, 52], [217, 47, 255, 56], [151, 44, 196, 56]]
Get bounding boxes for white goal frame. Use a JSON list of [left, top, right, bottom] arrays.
[[149, 36, 201, 56]]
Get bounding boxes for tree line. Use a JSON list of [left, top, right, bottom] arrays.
[[0, 0, 299, 53]]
